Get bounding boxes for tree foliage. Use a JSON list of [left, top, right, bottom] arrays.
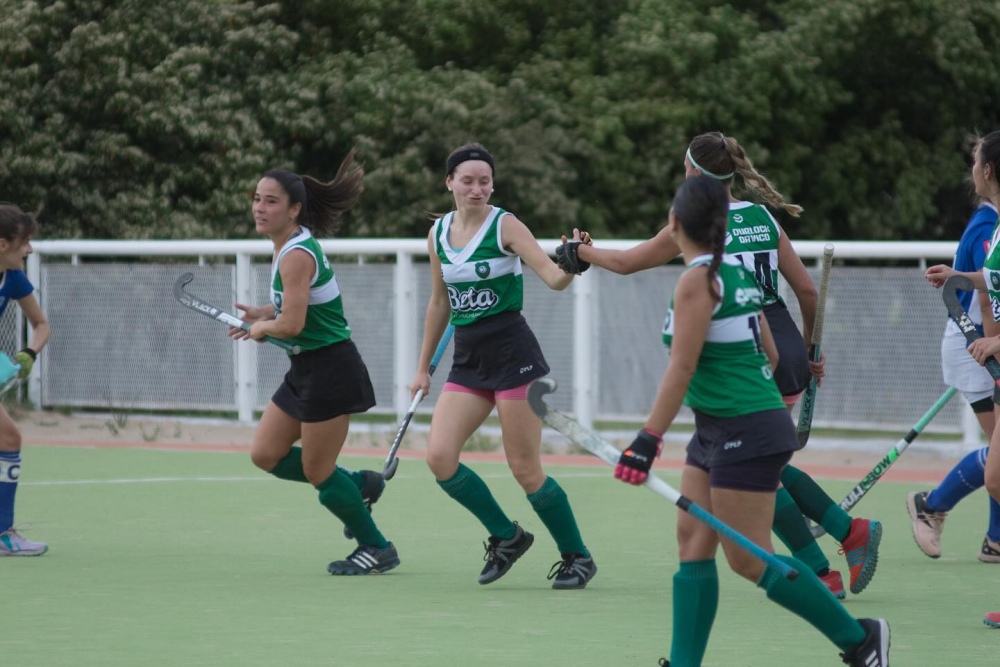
[[1, 0, 998, 240]]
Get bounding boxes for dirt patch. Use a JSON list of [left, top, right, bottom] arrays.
[[13, 409, 965, 486]]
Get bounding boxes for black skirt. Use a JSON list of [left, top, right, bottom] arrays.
[[447, 311, 550, 391], [271, 339, 376, 423], [763, 302, 811, 397]]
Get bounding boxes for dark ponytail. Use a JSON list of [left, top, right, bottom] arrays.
[[263, 149, 364, 237], [672, 175, 729, 301]]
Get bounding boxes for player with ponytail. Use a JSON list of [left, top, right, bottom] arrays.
[[613, 175, 890, 667], [558, 132, 882, 599]]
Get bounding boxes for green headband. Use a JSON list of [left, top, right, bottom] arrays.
[[686, 148, 734, 180]]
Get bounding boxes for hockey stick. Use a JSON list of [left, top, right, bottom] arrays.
[[382, 324, 455, 480], [528, 378, 799, 581], [943, 275, 1000, 384], [796, 243, 835, 448], [808, 386, 957, 537], [0, 353, 21, 394], [174, 273, 300, 355]]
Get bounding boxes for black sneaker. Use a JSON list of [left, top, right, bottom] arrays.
[[478, 523, 534, 585], [840, 618, 890, 666], [547, 553, 597, 589], [343, 470, 387, 540], [327, 542, 400, 575]]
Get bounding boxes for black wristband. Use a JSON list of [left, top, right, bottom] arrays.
[[18, 347, 37, 360]]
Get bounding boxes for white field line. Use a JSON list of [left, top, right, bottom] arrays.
[[20, 470, 617, 487]]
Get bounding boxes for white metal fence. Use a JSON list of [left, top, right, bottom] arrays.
[[21, 239, 976, 446]]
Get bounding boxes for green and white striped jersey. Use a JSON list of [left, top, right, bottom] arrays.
[[725, 202, 783, 307], [983, 222, 1000, 321], [271, 227, 351, 351], [662, 254, 785, 417], [433, 207, 523, 326]]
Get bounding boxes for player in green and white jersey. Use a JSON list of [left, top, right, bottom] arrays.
[[410, 143, 597, 589], [230, 152, 399, 576], [612, 174, 889, 667], [562, 132, 882, 600], [926, 130, 1000, 629]]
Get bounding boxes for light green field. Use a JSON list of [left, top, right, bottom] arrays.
[[4, 446, 998, 666]]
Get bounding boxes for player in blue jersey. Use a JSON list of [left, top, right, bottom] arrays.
[[612, 175, 889, 667], [924, 130, 1000, 628], [560, 132, 881, 599], [229, 153, 398, 575], [0, 204, 51, 557], [913, 193, 999, 561]]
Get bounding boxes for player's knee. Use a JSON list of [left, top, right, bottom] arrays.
[[250, 448, 280, 473], [725, 550, 765, 582], [506, 458, 544, 492], [0, 427, 22, 451], [425, 448, 458, 480]]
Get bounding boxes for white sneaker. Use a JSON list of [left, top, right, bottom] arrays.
[[0, 528, 48, 556], [906, 491, 945, 558]]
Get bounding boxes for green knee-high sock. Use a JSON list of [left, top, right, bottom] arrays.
[[758, 554, 866, 652], [669, 560, 719, 667], [437, 463, 516, 539], [782, 465, 852, 542], [526, 477, 588, 556], [270, 446, 309, 483], [269, 447, 363, 488], [316, 469, 388, 548], [772, 487, 831, 575]]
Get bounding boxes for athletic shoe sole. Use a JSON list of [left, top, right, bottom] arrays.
[[847, 521, 882, 595]]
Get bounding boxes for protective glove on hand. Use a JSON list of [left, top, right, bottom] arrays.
[[554, 241, 591, 274], [14, 348, 36, 379], [614, 428, 663, 485]]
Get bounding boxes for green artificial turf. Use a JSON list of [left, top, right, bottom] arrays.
[[4, 446, 997, 666]]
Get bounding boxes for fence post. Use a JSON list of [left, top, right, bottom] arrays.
[[394, 251, 417, 420], [25, 253, 41, 407], [234, 253, 257, 424], [573, 271, 595, 428]]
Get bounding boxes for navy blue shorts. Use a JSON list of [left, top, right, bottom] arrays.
[[685, 408, 798, 491], [764, 303, 810, 397], [447, 311, 549, 391]]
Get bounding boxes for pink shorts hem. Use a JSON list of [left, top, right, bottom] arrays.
[[441, 381, 532, 402], [782, 391, 804, 409]]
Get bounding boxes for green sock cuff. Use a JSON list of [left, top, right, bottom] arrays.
[[437, 463, 473, 493], [526, 476, 564, 508], [678, 559, 718, 579]]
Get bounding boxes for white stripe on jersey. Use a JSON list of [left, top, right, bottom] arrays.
[[441, 255, 522, 283], [308, 277, 341, 305]]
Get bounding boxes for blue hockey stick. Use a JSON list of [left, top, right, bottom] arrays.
[[528, 378, 798, 580], [382, 324, 455, 480]]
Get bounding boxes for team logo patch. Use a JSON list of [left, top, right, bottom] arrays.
[[992, 273, 1000, 290], [274, 292, 283, 313], [475, 261, 491, 279], [733, 213, 743, 223]]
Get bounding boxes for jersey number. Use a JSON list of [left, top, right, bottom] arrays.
[[751, 252, 776, 295], [747, 315, 763, 353]]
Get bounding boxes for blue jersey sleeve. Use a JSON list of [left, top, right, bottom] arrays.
[[0, 270, 34, 300]]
